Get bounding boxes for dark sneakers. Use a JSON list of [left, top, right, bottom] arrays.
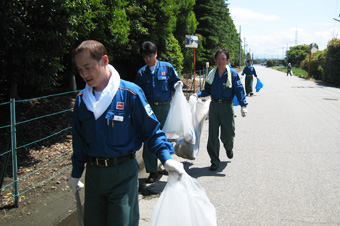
[[146, 170, 168, 183], [158, 169, 169, 176], [227, 150, 233, 159], [146, 172, 159, 183], [209, 163, 219, 171]]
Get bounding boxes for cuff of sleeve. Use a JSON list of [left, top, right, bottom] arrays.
[[158, 150, 172, 165], [71, 164, 85, 178]]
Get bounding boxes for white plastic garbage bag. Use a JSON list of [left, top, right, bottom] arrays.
[[151, 172, 217, 226], [163, 85, 196, 144], [174, 96, 210, 160]]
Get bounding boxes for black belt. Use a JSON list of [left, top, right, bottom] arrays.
[[149, 101, 171, 106], [89, 153, 135, 167], [212, 99, 232, 103]]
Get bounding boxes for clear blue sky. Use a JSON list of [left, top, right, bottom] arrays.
[[228, 0, 340, 59]]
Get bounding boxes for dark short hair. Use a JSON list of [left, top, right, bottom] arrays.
[[247, 59, 252, 63], [214, 49, 230, 60], [73, 40, 107, 62], [141, 41, 157, 56]]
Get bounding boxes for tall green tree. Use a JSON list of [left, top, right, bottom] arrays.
[[0, 0, 131, 98], [172, 0, 197, 72], [324, 38, 340, 85], [0, 0, 201, 98], [0, 0, 70, 98], [118, 0, 184, 80], [65, 0, 130, 82], [287, 45, 309, 67], [194, 0, 240, 68]]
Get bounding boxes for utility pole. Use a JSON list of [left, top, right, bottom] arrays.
[[286, 43, 289, 64], [295, 29, 298, 45], [239, 26, 241, 68], [244, 37, 246, 56]]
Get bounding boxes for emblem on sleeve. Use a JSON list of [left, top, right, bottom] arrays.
[[145, 104, 154, 116]]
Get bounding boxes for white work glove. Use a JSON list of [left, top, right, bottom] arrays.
[[241, 106, 247, 117], [190, 93, 198, 100], [67, 177, 84, 194], [164, 159, 185, 180], [174, 81, 183, 89]]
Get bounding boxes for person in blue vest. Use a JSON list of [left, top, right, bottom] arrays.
[[192, 49, 248, 171], [135, 41, 182, 183], [67, 40, 184, 226], [241, 59, 258, 96]]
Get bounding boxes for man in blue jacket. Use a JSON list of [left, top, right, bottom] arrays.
[[135, 41, 182, 183], [241, 59, 258, 96], [68, 40, 184, 226], [193, 49, 248, 171]]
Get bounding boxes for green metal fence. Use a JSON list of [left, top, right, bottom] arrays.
[[0, 91, 78, 208]]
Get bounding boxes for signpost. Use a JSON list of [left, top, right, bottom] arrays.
[[185, 35, 199, 92], [308, 43, 318, 79]]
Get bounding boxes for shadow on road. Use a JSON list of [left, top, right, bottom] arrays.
[[182, 161, 230, 178]]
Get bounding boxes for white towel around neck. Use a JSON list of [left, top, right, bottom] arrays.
[[82, 64, 120, 120]]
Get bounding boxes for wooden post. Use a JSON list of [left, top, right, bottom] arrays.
[[193, 48, 196, 92], [307, 50, 311, 79]]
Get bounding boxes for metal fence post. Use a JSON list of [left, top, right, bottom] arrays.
[[10, 98, 19, 207]]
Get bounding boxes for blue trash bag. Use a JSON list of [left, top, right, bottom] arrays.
[[233, 95, 239, 106], [255, 78, 264, 92]]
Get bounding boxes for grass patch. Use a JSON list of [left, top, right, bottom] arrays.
[[272, 66, 308, 78]]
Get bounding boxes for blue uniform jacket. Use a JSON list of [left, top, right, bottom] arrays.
[[241, 65, 257, 77], [135, 60, 180, 102], [71, 79, 173, 178], [197, 67, 248, 107]]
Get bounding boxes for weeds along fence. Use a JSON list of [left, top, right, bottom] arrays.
[[0, 69, 208, 209], [182, 68, 208, 99], [0, 91, 78, 208]]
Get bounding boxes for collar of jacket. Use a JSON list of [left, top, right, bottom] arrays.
[[206, 66, 232, 88]]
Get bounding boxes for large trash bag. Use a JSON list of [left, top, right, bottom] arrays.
[[173, 96, 210, 160], [255, 78, 264, 92], [151, 172, 217, 226], [163, 85, 196, 144]]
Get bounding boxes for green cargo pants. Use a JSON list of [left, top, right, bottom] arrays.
[[84, 158, 139, 226], [245, 74, 254, 95], [207, 101, 235, 165], [143, 103, 170, 173]]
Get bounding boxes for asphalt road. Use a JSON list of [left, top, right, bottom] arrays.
[[139, 65, 340, 226]]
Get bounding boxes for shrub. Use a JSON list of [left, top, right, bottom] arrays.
[[324, 38, 340, 85], [301, 51, 326, 80], [266, 59, 274, 67]]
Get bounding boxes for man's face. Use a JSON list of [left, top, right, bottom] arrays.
[[247, 61, 252, 66], [143, 52, 157, 67], [215, 53, 229, 69], [75, 52, 108, 91]]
